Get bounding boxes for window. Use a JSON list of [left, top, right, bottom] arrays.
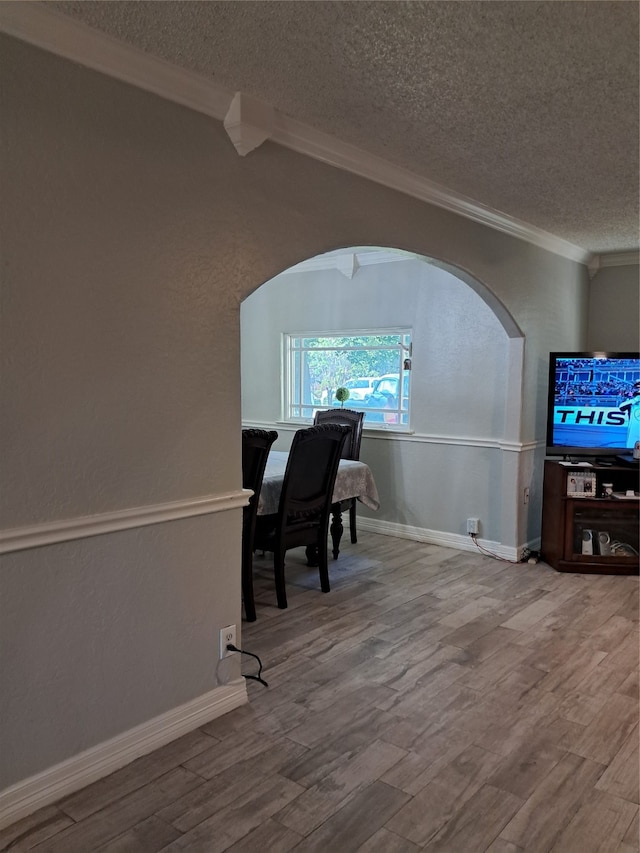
[[284, 331, 412, 428]]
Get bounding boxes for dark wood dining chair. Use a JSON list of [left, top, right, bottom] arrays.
[[253, 423, 350, 609], [313, 408, 365, 545], [241, 428, 278, 621]]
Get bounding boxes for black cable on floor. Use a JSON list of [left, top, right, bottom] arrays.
[[469, 533, 532, 564], [226, 644, 268, 687]]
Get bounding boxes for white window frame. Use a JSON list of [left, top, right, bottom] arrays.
[[282, 328, 412, 431]]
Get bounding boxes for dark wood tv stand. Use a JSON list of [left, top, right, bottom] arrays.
[[541, 460, 639, 575]]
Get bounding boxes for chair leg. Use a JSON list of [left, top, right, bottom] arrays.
[[317, 532, 331, 593], [241, 535, 257, 622], [273, 547, 288, 609], [349, 498, 357, 544]]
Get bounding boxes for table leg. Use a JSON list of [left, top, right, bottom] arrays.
[[330, 502, 343, 560], [305, 545, 318, 566]]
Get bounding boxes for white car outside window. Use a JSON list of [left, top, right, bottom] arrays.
[[344, 378, 378, 401]]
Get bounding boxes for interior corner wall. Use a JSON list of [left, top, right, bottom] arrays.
[[1, 33, 591, 804], [587, 265, 640, 351]]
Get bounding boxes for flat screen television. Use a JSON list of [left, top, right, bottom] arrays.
[[546, 352, 640, 459]]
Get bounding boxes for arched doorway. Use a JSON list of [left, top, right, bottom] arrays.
[[241, 247, 528, 556]]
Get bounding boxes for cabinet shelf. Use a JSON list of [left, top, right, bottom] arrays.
[[541, 461, 639, 575]]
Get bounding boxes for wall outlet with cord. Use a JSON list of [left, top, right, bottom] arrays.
[[219, 625, 237, 659], [466, 517, 480, 535]]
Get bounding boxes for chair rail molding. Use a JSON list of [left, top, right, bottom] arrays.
[[243, 420, 543, 453], [0, 2, 594, 267], [0, 491, 249, 554]]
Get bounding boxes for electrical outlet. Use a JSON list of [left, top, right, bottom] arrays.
[[523, 487, 530, 505], [219, 625, 236, 659], [466, 517, 480, 535]]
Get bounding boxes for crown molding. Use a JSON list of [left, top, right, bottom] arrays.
[[281, 249, 414, 275], [272, 112, 591, 266], [1, 2, 593, 267], [224, 91, 275, 156], [598, 251, 640, 268], [0, 2, 233, 120]]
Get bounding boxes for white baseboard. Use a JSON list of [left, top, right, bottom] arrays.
[[357, 516, 538, 562], [0, 680, 247, 831]]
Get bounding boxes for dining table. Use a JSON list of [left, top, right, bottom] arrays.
[[258, 449, 380, 561]]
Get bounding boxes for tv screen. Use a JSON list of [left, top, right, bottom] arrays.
[[546, 352, 640, 458]]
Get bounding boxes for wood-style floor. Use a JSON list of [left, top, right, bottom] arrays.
[[2, 532, 639, 852]]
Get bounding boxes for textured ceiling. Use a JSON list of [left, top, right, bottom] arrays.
[[51, 0, 639, 255]]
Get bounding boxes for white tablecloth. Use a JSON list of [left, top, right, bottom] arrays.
[[258, 450, 380, 515]]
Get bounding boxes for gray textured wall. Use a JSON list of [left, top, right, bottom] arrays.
[[588, 265, 640, 351]]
